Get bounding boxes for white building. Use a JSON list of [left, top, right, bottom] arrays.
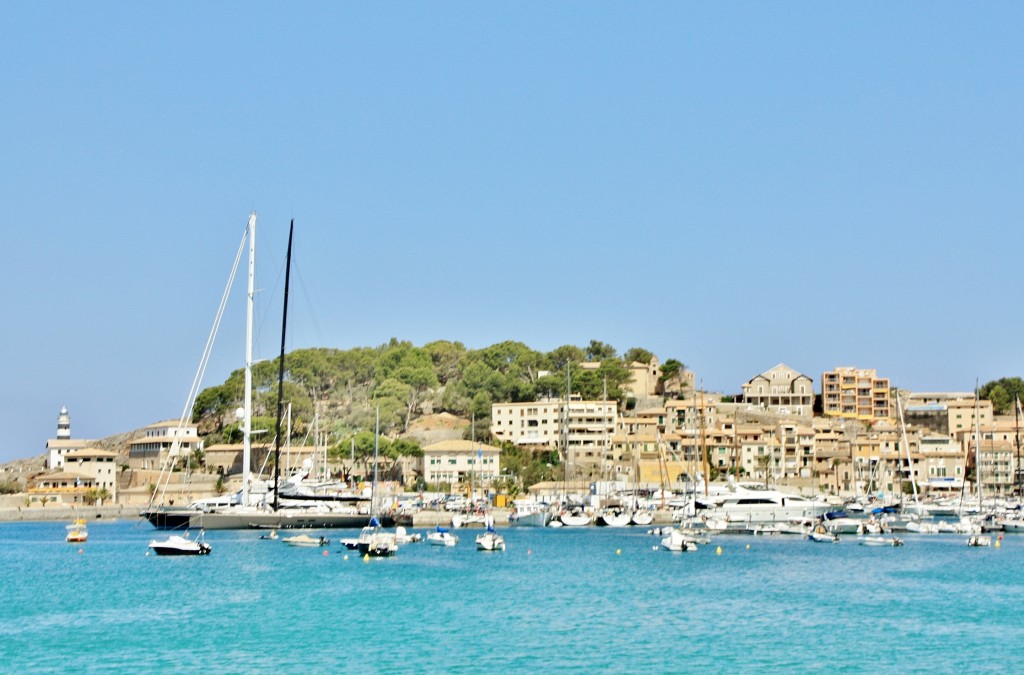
[[128, 420, 203, 470], [421, 439, 501, 488], [491, 397, 617, 474]]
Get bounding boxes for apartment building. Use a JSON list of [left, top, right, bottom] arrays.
[[821, 367, 892, 420], [491, 397, 617, 478], [905, 392, 992, 436]]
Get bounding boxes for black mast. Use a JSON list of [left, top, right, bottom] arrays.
[[272, 220, 294, 512]]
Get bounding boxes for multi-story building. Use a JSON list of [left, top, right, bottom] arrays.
[[128, 420, 203, 470], [741, 364, 813, 417], [491, 397, 617, 478], [905, 393, 992, 437], [821, 367, 892, 420], [31, 447, 118, 504], [63, 448, 118, 500], [916, 434, 965, 494], [421, 439, 501, 488]]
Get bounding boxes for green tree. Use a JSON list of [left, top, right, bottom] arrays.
[[424, 340, 467, 385], [585, 339, 617, 362], [548, 344, 585, 371], [980, 378, 1024, 415], [375, 340, 439, 429], [988, 385, 1012, 416], [84, 488, 111, 505], [659, 358, 687, 398], [623, 347, 655, 365]]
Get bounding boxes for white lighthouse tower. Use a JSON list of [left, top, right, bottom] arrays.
[[46, 405, 88, 469], [57, 405, 71, 440]]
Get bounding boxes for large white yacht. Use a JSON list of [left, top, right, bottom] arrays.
[[693, 482, 830, 529]]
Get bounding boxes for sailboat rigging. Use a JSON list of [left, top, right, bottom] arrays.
[[143, 214, 394, 530]]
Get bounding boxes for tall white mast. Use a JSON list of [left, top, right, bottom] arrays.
[[241, 212, 256, 506], [896, 390, 919, 506], [974, 383, 983, 505]]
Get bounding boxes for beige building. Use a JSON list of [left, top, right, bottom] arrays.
[[821, 367, 892, 421], [916, 434, 966, 494], [31, 447, 118, 504], [904, 393, 993, 437], [491, 397, 617, 478], [621, 358, 661, 400], [128, 420, 203, 470], [203, 442, 318, 478], [64, 448, 118, 500], [421, 439, 501, 488], [741, 364, 814, 417]]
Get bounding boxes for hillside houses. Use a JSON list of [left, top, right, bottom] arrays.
[[491, 363, 1022, 498]]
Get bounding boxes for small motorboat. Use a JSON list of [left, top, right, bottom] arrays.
[[807, 524, 839, 543], [357, 532, 398, 557], [148, 533, 212, 556], [65, 519, 89, 543], [354, 517, 398, 557], [427, 526, 459, 547], [967, 535, 992, 547], [394, 526, 422, 544], [859, 536, 904, 547], [660, 528, 699, 552], [282, 534, 329, 547]]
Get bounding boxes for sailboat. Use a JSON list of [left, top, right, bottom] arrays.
[[551, 365, 592, 527], [427, 525, 459, 546], [475, 514, 506, 551], [355, 408, 398, 557], [141, 215, 386, 531]]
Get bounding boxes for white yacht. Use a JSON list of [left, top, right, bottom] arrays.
[[148, 533, 212, 556], [694, 482, 829, 529]]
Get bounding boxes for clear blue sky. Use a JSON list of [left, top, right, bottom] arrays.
[[2, 4, 1022, 463]]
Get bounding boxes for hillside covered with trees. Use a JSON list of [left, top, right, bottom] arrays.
[[189, 339, 682, 487]]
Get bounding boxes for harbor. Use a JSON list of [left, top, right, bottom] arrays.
[[3, 517, 1024, 673]]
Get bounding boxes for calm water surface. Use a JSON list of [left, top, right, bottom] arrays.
[[1, 519, 1022, 673]]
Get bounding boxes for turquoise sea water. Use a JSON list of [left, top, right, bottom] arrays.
[[2, 520, 1023, 673]]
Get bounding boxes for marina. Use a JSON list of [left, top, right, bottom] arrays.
[[4, 518, 1024, 672]]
